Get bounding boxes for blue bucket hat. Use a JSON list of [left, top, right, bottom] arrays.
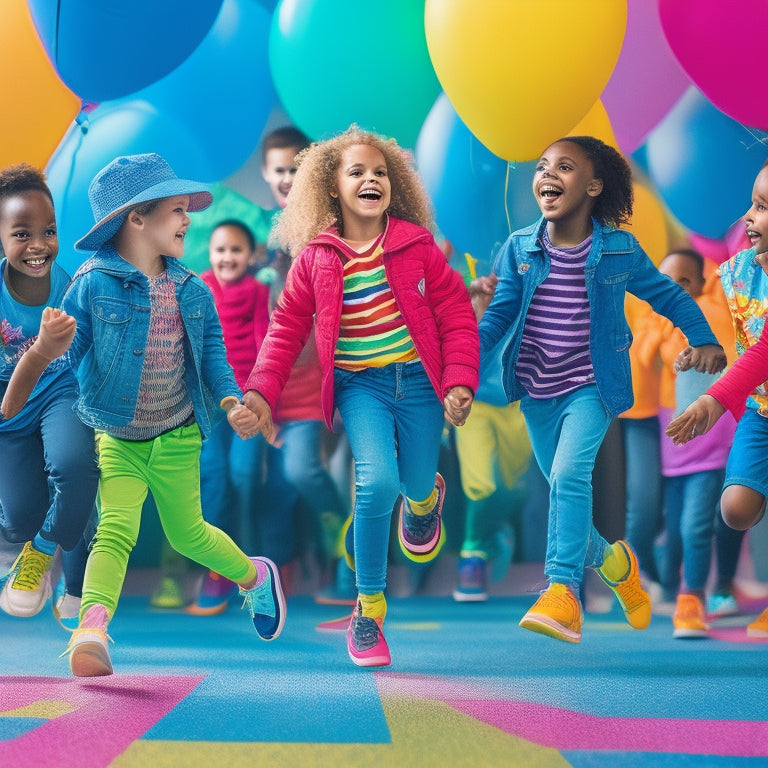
[[74, 153, 213, 252]]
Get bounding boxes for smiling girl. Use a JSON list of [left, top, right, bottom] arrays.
[[242, 126, 479, 667]]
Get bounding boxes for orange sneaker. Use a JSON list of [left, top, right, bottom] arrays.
[[672, 593, 709, 638], [519, 583, 582, 643], [597, 540, 652, 630], [747, 606, 768, 638]]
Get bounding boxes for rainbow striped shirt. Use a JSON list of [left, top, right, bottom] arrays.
[[334, 234, 418, 371]]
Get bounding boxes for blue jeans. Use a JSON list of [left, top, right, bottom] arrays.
[[520, 385, 612, 591], [620, 416, 663, 583], [334, 363, 444, 594], [0, 389, 99, 551], [662, 469, 724, 594]]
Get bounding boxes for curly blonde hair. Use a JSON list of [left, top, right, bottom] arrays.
[[274, 126, 435, 255]]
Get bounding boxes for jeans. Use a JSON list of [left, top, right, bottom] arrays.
[[662, 469, 724, 595], [0, 389, 99, 551], [520, 385, 612, 590], [620, 416, 663, 583], [334, 363, 444, 594]]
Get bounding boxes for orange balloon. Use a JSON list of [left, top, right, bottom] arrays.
[[0, 0, 80, 169], [626, 181, 669, 266]]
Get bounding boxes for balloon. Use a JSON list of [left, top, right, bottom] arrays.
[[0, 0, 80, 169], [659, 0, 768, 130], [625, 181, 669, 266], [568, 100, 619, 148], [415, 93, 539, 270], [129, 0, 275, 180], [46, 100, 213, 276], [270, 0, 440, 147], [425, 0, 626, 161], [601, 0, 690, 153], [645, 87, 768, 240], [27, 0, 223, 103]]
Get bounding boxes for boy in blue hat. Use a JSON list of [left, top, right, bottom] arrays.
[[2, 153, 285, 676]]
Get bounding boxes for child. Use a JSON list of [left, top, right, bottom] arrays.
[[0, 164, 99, 625], [3, 153, 286, 676], [652, 249, 738, 637], [478, 135, 726, 644], [453, 271, 532, 601], [183, 219, 273, 614], [667, 159, 768, 637], [242, 126, 479, 667]]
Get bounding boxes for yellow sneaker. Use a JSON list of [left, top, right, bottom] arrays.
[[597, 540, 651, 630], [672, 593, 709, 639], [747, 606, 768, 638], [519, 583, 582, 643]]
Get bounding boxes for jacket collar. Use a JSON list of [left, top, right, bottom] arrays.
[[74, 244, 191, 285]]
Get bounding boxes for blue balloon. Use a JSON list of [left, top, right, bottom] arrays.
[[27, 0, 223, 103], [131, 0, 276, 180], [645, 87, 768, 239], [415, 93, 540, 272], [46, 101, 214, 276]]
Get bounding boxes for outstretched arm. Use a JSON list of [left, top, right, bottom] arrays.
[[1, 308, 76, 420]]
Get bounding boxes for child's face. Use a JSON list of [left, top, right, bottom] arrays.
[[659, 253, 705, 299], [745, 167, 768, 255], [140, 195, 191, 259], [262, 146, 301, 209], [532, 140, 602, 223], [209, 224, 252, 286], [0, 190, 58, 279], [332, 144, 391, 234]]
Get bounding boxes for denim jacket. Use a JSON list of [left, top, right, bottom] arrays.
[[62, 245, 239, 439], [479, 217, 719, 416]]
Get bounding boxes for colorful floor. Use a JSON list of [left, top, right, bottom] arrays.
[[1, 587, 767, 768]]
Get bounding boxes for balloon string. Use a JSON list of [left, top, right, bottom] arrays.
[[741, 125, 768, 150], [503, 162, 512, 236]]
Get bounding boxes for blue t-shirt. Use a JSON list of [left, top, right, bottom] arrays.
[[0, 260, 78, 431]]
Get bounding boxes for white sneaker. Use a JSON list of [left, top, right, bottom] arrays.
[[53, 589, 82, 631], [68, 629, 113, 677], [0, 542, 53, 617]]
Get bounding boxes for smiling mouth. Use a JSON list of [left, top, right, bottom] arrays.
[[539, 184, 561, 199], [359, 189, 381, 201], [25, 256, 49, 267]]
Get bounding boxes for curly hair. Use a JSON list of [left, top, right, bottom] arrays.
[[0, 163, 52, 206], [558, 136, 633, 228], [274, 126, 435, 255]]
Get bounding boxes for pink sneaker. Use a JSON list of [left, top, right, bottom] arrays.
[[347, 600, 390, 667]]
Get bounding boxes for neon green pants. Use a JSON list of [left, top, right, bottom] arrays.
[[80, 423, 255, 619]]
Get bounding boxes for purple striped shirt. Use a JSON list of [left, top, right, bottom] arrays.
[[517, 231, 595, 398]]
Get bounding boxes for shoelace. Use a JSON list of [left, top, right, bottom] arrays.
[[240, 582, 276, 618], [351, 616, 381, 651], [403, 496, 441, 541], [615, 573, 647, 609], [13, 548, 52, 591], [58, 627, 113, 658]]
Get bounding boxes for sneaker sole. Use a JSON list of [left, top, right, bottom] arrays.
[[746, 628, 768, 638], [70, 642, 113, 677], [398, 524, 446, 564], [349, 650, 391, 667], [452, 590, 488, 602], [0, 585, 52, 617], [519, 613, 581, 643], [397, 474, 446, 562], [184, 600, 230, 616], [672, 627, 710, 639]]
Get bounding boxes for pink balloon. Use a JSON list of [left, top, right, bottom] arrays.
[[659, 0, 768, 130], [602, 0, 689, 153]]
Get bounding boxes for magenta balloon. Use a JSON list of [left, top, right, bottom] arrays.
[[659, 0, 768, 130], [602, 0, 690, 153]]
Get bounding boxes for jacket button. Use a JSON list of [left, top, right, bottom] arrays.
[[133, 349, 142, 355]]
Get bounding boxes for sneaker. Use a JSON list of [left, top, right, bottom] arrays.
[[519, 583, 582, 643], [240, 557, 286, 641], [52, 577, 81, 631], [347, 600, 391, 667], [185, 570, 238, 616], [747, 607, 768, 638], [672, 593, 709, 638], [150, 575, 185, 609], [453, 555, 488, 602], [397, 473, 446, 563], [596, 540, 651, 630], [0, 542, 54, 617], [707, 592, 740, 618], [66, 604, 113, 677]]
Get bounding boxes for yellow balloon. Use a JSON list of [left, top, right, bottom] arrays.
[[0, 0, 80, 169], [425, 0, 626, 162], [568, 100, 619, 149], [626, 181, 669, 266]]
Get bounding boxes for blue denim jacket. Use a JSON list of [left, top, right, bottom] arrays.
[[479, 218, 720, 416], [62, 245, 239, 439]]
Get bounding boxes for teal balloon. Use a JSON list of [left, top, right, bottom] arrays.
[[646, 87, 768, 239], [270, 0, 440, 147]]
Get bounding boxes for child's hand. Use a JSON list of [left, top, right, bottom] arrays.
[[468, 274, 498, 321], [34, 307, 76, 361], [675, 344, 727, 375], [443, 385, 474, 427], [221, 397, 262, 440], [240, 390, 276, 443], [665, 394, 726, 445]]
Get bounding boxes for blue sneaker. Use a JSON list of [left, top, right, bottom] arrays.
[[453, 555, 488, 602], [240, 557, 286, 641]]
